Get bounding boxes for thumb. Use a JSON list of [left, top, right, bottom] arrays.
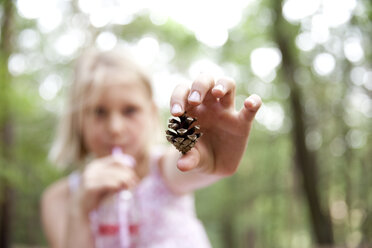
[[176, 148, 200, 172]]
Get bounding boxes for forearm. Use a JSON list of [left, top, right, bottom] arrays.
[[64, 201, 95, 248], [161, 147, 225, 194]]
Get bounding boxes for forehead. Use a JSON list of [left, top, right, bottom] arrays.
[[86, 71, 151, 106]]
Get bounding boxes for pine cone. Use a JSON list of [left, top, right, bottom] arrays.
[[166, 113, 202, 154]]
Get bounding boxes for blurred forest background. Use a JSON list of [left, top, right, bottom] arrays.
[[0, 0, 371, 247]]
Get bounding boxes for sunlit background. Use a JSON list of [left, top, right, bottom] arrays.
[[0, 0, 371, 247], [11, 0, 371, 130]]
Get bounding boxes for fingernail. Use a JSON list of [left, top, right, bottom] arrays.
[[171, 103, 182, 114], [214, 84, 224, 92], [248, 98, 257, 108], [188, 91, 201, 102]]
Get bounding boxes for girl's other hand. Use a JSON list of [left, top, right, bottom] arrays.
[[73, 156, 139, 217], [169, 73, 262, 175]]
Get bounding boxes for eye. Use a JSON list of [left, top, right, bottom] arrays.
[[122, 106, 138, 117], [93, 106, 107, 118]]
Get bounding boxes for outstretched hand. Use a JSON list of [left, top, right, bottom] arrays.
[[170, 73, 261, 175]]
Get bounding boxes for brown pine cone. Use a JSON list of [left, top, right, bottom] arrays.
[[166, 113, 202, 154]]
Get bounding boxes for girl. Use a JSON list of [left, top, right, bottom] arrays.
[[41, 47, 261, 248]]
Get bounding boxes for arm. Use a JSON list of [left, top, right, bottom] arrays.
[[41, 156, 138, 248], [161, 147, 223, 194], [41, 179, 94, 248], [161, 74, 261, 194]]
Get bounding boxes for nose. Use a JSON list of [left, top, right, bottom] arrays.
[[107, 112, 125, 136]]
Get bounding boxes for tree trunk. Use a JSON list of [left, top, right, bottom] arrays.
[[221, 214, 235, 248], [0, 0, 15, 247], [270, 0, 334, 245]]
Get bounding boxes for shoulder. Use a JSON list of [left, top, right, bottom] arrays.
[[41, 177, 70, 208]]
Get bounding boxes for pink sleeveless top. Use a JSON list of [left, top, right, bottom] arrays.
[[68, 151, 211, 248]]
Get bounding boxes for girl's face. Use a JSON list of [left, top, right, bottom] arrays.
[[82, 79, 155, 159]]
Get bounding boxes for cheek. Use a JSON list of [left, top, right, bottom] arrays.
[[130, 111, 154, 142], [82, 120, 105, 154]]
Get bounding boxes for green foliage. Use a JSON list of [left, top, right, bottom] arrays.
[[0, 0, 371, 247]]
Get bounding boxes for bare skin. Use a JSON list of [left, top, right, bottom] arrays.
[[41, 73, 261, 248], [162, 74, 261, 193]]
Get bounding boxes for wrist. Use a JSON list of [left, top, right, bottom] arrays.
[[68, 192, 91, 223], [65, 194, 95, 248]]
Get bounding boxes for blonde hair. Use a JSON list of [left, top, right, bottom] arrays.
[[49, 47, 153, 168]]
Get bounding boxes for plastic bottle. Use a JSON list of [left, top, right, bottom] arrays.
[[95, 194, 123, 248], [94, 147, 137, 248], [118, 186, 141, 248], [127, 192, 141, 247]]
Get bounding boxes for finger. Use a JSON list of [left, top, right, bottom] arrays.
[[176, 148, 200, 172], [102, 179, 133, 193], [84, 170, 136, 194], [93, 157, 137, 181], [103, 168, 138, 190], [98, 161, 139, 186], [211, 77, 236, 108], [188, 73, 215, 106], [239, 94, 262, 123], [170, 83, 189, 116]]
